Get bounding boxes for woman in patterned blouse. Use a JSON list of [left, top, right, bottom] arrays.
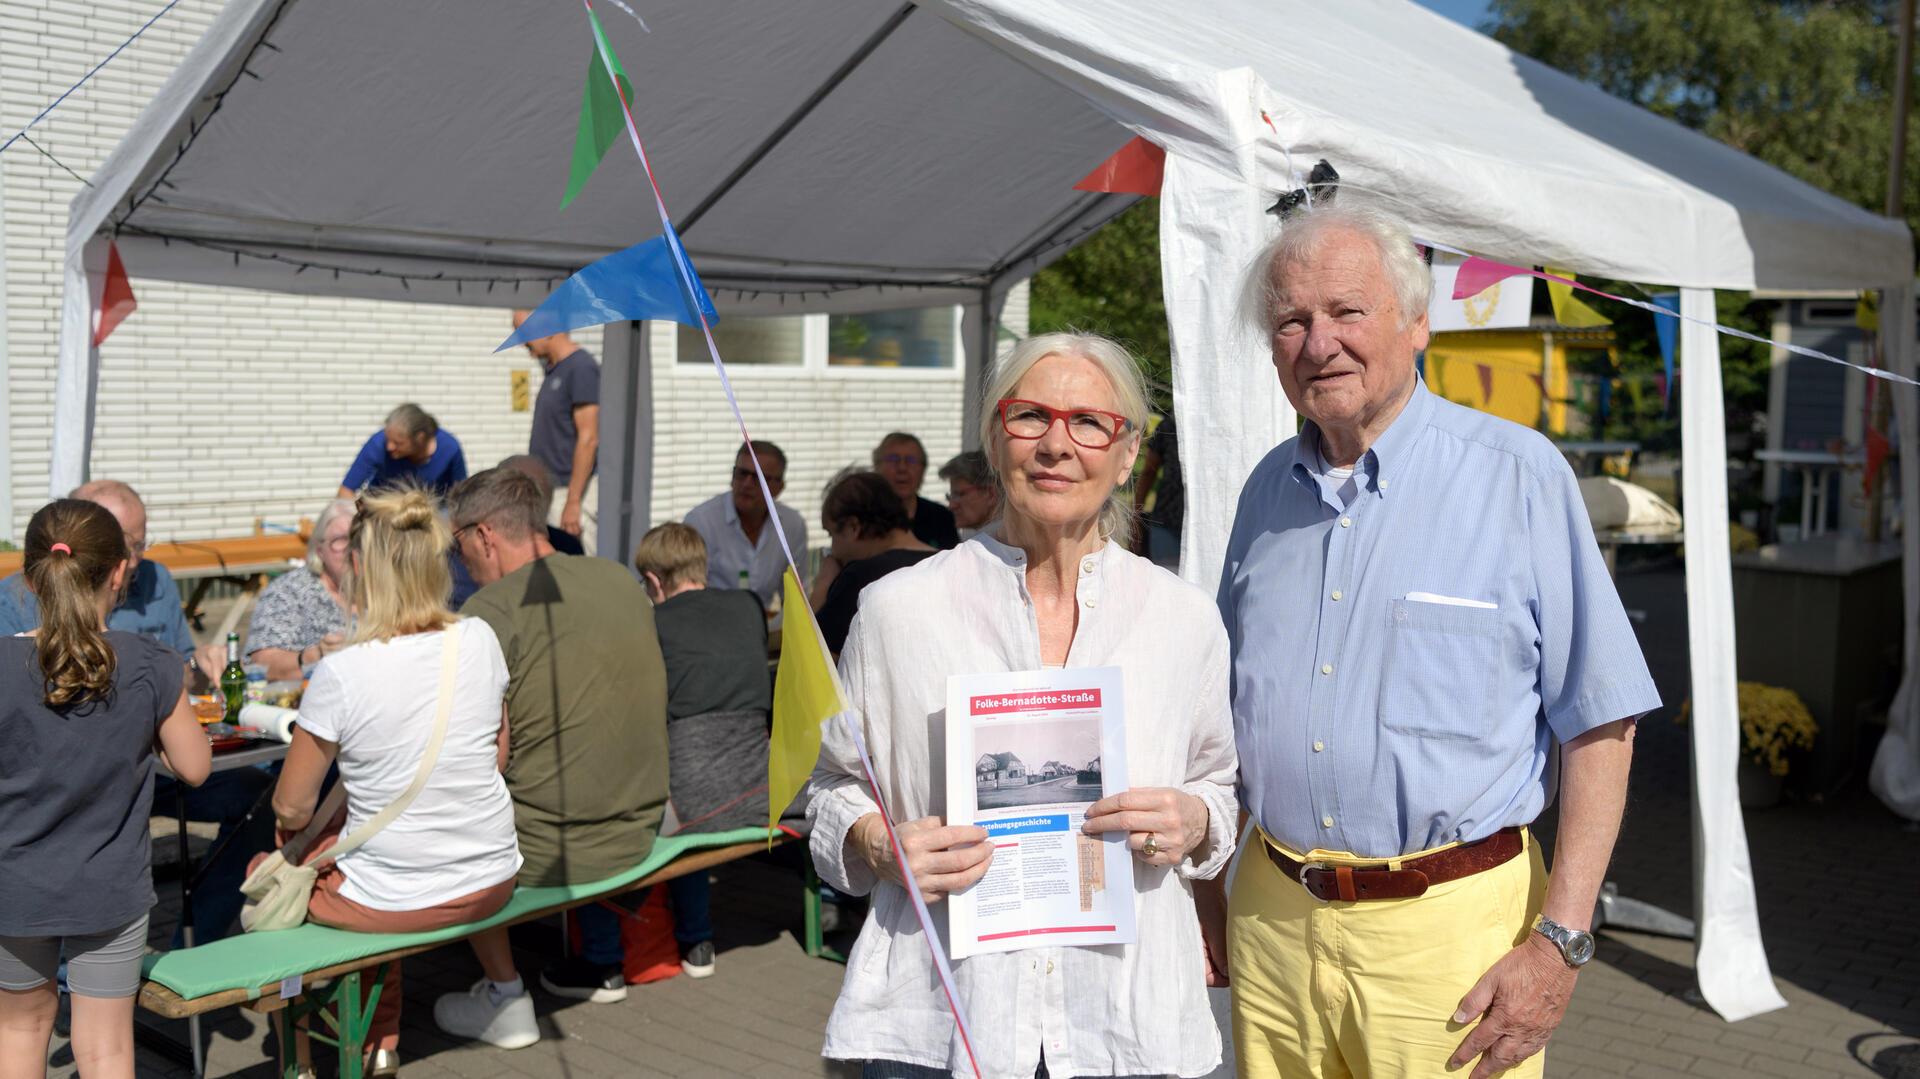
[[246, 499, 353, 679]]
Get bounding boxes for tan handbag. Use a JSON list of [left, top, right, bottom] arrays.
[[238, 625, 462, 932]]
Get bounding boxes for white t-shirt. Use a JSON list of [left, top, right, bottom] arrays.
[[298, 618, 522, 911]]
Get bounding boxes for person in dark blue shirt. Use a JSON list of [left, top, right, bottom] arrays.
[[338, 403, 467, 498]]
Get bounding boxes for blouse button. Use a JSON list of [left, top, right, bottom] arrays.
[[1313, 740, 1325, 752], [1081, 559, 1095, 574], [1320, 663, 1333, 676], [1084, 598, 1097, 609], [1322, 815, 1335, 828], [1339, 517, 1352, 528]]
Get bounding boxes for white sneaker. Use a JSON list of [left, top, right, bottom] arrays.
[[432, 979, 540, 1050]]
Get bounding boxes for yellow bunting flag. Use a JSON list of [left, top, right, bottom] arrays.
[[1545, 267, 1612, 328], [1857, 290, 1880, 332], [768, 567, 845, 834]]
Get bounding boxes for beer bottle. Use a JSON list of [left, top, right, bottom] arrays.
[[220, 632, 248, 723]]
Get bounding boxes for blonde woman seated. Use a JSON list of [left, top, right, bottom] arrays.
[[805, 332, 1239, 1078], [265, 487, 521, 1076]]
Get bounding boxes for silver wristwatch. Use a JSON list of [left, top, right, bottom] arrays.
[[1532, 914, 1595, 968]]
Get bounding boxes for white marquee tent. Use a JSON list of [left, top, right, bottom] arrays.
[[51, 0, 1920, 1023]]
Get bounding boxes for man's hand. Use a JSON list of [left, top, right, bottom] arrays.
[[1448, 933, 1578, 1077], [851, 814, 993, 904], [560, 498, 583, 536], [1194, 873, 1231, 986]]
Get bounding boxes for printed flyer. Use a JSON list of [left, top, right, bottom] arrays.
[[944, 666, 1134, 958]]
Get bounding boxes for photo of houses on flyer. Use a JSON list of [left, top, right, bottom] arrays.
[[945, 667, 1135, 958]]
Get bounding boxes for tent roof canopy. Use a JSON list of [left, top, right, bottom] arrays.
[[73, 0, 1912, 318]]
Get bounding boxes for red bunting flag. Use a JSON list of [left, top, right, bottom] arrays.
[[1866, 426, 1892, 498], [1074, 136, 1165, 197], [1476, 363, 1494, 405], [93, 242, 136, 347]]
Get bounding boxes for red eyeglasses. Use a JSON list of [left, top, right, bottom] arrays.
[[995, 399, 1133, 449]]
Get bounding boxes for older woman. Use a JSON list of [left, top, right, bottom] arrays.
[[246, 498, 353, 679], [806, 332, 1238, 1078]]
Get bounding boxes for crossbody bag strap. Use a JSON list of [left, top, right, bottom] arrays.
[[306, 622, 462, 865]]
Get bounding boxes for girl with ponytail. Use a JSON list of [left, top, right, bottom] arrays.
[[0, 499, 210, 1079]]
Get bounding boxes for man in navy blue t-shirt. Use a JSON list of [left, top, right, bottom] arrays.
[[512, 310, 601, 555], [337, 403, 467, 497]]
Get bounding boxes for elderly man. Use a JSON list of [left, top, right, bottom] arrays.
[[336, 403, 467, 498], [937, 449, 999, 538], [0, 480, 270, 945], [684, 440, 807, 606], [510, 310, 601, 554], [1204, 205, 1656, 1079], [437, 467, 669, 1045], [873, 431, 960, 549]]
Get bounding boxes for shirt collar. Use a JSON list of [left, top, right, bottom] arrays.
[[1289, 376, 1434, 498]]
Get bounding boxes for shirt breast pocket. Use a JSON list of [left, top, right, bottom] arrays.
[[1379, 598, 1503, 741]]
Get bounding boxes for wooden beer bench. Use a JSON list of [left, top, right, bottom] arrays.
[[139, 826, 794, 1079]]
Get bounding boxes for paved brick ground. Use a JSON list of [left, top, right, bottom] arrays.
[[40, 566, 1920, 1076]]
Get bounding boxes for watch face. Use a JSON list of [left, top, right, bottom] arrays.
[[1566, 930, 1596, 966]]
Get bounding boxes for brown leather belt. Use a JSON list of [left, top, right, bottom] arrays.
[[1264, 827, 1524, 902]]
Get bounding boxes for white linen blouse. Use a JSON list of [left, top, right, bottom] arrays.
[[806, 531, 1239, 1079]]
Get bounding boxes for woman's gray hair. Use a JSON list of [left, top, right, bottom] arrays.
[[1241, 202, 1432, 336], [307, 498, 357, 577], [385, 403, 438, 440], [976, 332, 1148, 542]]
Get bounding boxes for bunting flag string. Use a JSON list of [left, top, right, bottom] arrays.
[[571, 5, 983, 1072], [1427, 241, 1920, 389]]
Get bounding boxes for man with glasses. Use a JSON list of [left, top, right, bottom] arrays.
[[0, 480, 194, 655], [873, 431, 960, 550], [0, 479, 271, 945], [683, 441, 808, 607]]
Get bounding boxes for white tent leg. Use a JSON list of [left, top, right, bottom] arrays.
[[1870, 283, 1920, 820], [595, 318, 651, 564], [50, 237, 108, 498], [1157, 76, 1294, 593], [1679, 286, 1788, 1021]]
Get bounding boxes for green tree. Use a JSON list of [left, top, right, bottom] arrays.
[[1029, 201, 1172, 411]]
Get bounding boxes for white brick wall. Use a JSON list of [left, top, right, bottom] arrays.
[[2, 1, 1024, 545]]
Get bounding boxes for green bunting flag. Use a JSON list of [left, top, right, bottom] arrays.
[[561, 12, 634, 210]]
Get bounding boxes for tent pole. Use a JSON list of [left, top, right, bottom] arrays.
[[1679, 287, 1788, 1021], [1869, 0, 1915, 541], [679, 5, 915, 234]]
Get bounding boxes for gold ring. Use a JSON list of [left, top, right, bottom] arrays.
[[1142, 835, 1160, 857]]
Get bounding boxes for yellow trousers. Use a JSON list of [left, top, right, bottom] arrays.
[[1228, 830, 1548, 1078]]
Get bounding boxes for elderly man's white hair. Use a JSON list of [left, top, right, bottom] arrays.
[[1242, 202, 1434, 336]]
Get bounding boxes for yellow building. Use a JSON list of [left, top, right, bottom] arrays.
[[1424, 323, 1616, 435]]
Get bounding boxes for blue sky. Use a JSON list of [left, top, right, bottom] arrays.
[[1413, 0, 1494, 31]]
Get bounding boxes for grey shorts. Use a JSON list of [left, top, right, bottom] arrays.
[[0, 915, 150, 998]]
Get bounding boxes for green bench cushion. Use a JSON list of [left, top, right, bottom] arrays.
[[143, 826, 781, 1001]]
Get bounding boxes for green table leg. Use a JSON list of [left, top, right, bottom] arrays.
[[803, 862, 847, 964]]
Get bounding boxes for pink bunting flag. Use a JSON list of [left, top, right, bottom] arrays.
[[1451, 256, 1532, 301]]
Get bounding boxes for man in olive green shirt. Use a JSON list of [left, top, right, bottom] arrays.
[[435, 467, 669, 1048]]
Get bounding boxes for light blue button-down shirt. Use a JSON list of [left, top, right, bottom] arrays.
[[1218, 378, 1659, 858], [0, 561, 194, 657]]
